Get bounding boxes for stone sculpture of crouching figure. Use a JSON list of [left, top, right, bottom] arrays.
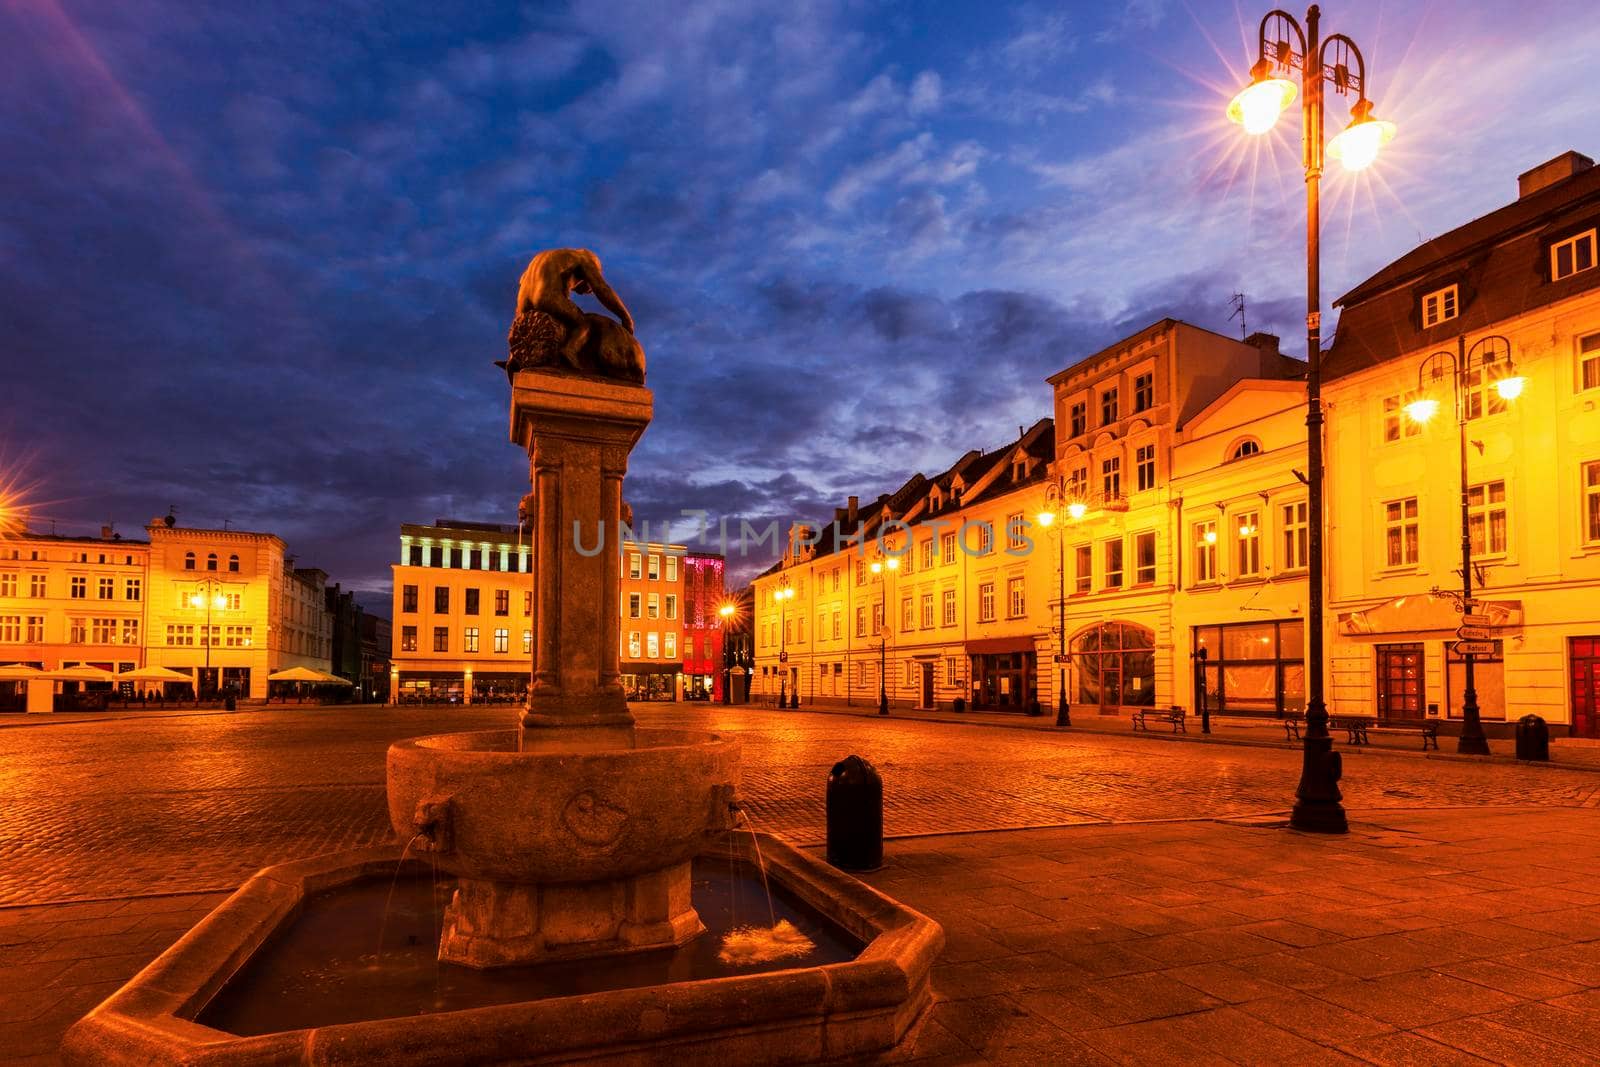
[[502, 248, 646, 384]]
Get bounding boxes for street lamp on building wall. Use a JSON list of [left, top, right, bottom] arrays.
[[869, 555, 899, 716], [1228, 4, 1396, 834], [1037, 483, 1089, 727], [1405, 336, 1524, 756], [774, 579, 795, 708], [189, 577, 227, 700]]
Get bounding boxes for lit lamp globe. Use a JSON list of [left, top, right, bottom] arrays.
[[1326, 99, 1396, 172], [1036, 510, 1056, 528], [1495, 374, 1527, 401], [1404, 396, 1440, 423], [1227, 61, 1296, 135], [1067, 501, 1088, 521]]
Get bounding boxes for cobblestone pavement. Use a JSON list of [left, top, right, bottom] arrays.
[[2, 704, 1598, 907]]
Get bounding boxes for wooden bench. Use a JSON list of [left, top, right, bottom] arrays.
[[1132, 705, 1186, 733], [1344, 718, 1440, 750]]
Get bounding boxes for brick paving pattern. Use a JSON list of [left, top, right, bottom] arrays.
[[2, 705, 1598, 906]]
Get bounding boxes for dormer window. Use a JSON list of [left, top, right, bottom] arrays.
[[1012, 454, 1031, 481], [1552, 228, 1597, 281], [1228, 439, 1262, 462], [1421, 284, 1458, 328]]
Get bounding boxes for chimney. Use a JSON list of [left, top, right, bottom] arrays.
[[847, 496, 858, 525], [101, 525, 114, 539], [1244, 331, 1281, 361], [1519, 151, 1594, 199]]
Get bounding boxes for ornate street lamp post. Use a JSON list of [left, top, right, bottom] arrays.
[[774, 579, 794, 708], [1229, 4, 1395, 834], [717, 601, 736, 705], [189, 577, 227, 701], [1405, 336, 1524, 756], [1037, 486, 1088, 727], [869, 555, 899, 716]]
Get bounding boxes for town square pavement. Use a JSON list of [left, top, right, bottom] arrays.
[[2, 703, 1599, 1063]]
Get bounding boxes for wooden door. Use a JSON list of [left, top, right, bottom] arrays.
[[1376, 643, 1425, 721], [1569, 638, 1600, 738]]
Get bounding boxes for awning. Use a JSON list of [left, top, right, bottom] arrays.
[[1339, 596, 1524, 636], [965, 637, 1037, 656], [121, 665, 194, 683]]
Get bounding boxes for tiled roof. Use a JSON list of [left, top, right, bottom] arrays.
[[1326, 163, 1600, 381]]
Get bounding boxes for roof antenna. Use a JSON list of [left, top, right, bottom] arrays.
[[1228, 292, 1247, 339]]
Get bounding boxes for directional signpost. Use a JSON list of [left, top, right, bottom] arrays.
[[1454, 641, 1497, 656]]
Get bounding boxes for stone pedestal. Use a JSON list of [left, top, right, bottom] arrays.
[[440, 861, 702, 968], [510, 369, 652, 747]]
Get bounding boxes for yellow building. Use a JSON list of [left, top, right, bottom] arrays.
[[1323, 151, 1600, 736], [0, 517, 333, 703], [389, 519, 689, 703]]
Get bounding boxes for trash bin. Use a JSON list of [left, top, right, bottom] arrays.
[[1515, 714, 1549, 761], [224, 695, 237, 712], [826, 754, 883, 871]]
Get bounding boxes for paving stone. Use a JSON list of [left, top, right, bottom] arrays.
[[1337, 1029, 1497, 1065], [1417, 1017, 1600, 1067], [1235, 993, 1396, 1045]]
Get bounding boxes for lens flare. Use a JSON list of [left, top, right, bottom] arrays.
[[1328, 116, 1396, 172], [1405, 397, 1440, 423], [1227, 77, 1297, 135], [1495, 375, 1527, 401]]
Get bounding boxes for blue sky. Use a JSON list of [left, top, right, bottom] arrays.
[[2, 0, 1596, 602]]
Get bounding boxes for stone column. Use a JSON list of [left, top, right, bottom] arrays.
[[510, 369, 652, 748]]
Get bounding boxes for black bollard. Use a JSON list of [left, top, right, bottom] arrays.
[[826, 755, 883, 872]]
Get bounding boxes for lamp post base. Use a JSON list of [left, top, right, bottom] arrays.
[[1290, 711, 1347, 834], [1055, 698, 1071, 727], [878, 692, 889, 716], [1456, 732, 1491, 756]]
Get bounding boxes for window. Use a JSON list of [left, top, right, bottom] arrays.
[[648, 593, 660, 619], [1194, 620, 1305, 715], [1236, 511, 1261, 577], [493, 628, 509, 653], [1100, 388, 1119, 426], [228, 554, 239, 573], [0, 572, 15, 598], [523, 630, 532, 654], [1102, 456, 1121, 499], [401, 585, 417, 613], [941, 532, 957, 564], [1281, 500, 1308, 570], [1134, 372, 1153, 412], [524, 591, 533, 615], [648, 555, 660, 580], [1228, 439, 1262, 461], [1074, 544, 1092, 594], [70, 576, 86, 598], [1420, 284, 1458, 328], [1464, 361, 1510, 420], [919, 539, 934, 570], [1007, 512, 1026, 550], [665, 632, 677, 658], [1552, 228, 1597, 281], [433, 627, 448, 652], [1383, 395, 1422, 441], [1587, 462, 1600, 544], [666, 594, 677, 619], [120, 577, 138, 602], [463, 627, 479, 653], [628, 631, 641, 657], [184, 552, 195, 571], [626, 592, 642, 619], [25, 616, 43, 642], [401, 626, 417, 652], [856, 606, 866, 637], [224, 592, 241, 610], [0, 616, 17, 642], [28, 574, 45, 597], [1384, 497, 1421, 567], [1135, 531, 1156, 584], [1135, 444, 1156, 492], [942, 589, 957, 626], [1103, 539, 1124, 589], [646, 632, 660, 658], [92, 618, 115, 644], [408, 544, 423, 566], [464, 588, 480, 616], [978, 582, 996, 622], [223, 625, 250, 647], [494, 589, 509, 616], [901, 596, 915, 630], [1467, 482, 1507, 556], [946, 657, 959, 686], [1193, 521, 1217, 583], [921, 593, 934, 628], [1069, 401, 1087, 437], [904, 661, 917, 687], [1008, 576, 1026, 617], [833, 609, 842, 639], [206, 553, 217, 571], [666, 555, 678, 582], [1068, 465, 1088, 500], [1580, 333, 1600, 392], [972, 523, 994, 555], [628, 553, 642, 580], [434, 587, 449, 614]]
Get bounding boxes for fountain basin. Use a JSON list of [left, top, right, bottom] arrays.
[[61, 833, 944, 1065], [387, 727, 740, 967]]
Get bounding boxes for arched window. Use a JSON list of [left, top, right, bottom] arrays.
[[1228, 438, 1262, 462], [184, 551, 195, 571], [1071, 622, 1156, 710], [206, 552, 218, 571], [228, 554, 240, 573]]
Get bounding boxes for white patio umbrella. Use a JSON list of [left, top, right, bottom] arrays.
[[0, 664, 43, 682], [312, 670, 354, 686], [42, 666, 119, 683], [121, 665, 194, 683], [267, 666, 330, 683]]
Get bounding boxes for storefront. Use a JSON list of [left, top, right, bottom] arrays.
[[1193, 619, 1304, 717], [623, 663, 679, 702], [967, 637, 1037, 712], [1072, 621, 1156, 713]]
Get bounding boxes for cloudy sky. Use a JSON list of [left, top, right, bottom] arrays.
[[3, 0, 1596, 605]]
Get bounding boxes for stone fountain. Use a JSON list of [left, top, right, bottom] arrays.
[[62, 249, 941, 1065]]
